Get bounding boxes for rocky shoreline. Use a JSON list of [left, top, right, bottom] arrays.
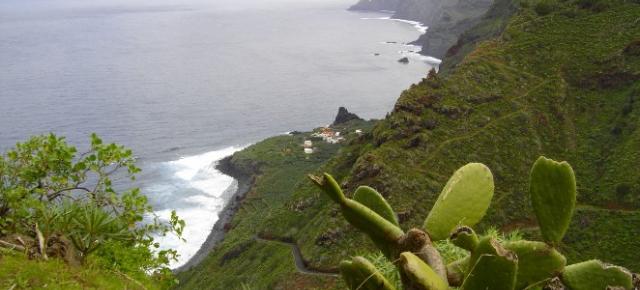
[[176, 155, 257, 272]]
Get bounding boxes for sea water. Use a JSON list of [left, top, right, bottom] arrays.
[[0, 0, 435, 267]]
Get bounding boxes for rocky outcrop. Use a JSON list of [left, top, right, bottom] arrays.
[[332, 107, 362, 126], [349, 0, 400, 11]]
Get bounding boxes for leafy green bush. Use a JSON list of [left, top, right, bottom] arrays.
[[310, 156, 639, 290], [535, 0, 558, 15], [0, 134, 184, 286]]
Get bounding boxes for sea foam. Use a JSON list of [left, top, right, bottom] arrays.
[[360, 16, 428, 34], [148, 146, 245, 268]]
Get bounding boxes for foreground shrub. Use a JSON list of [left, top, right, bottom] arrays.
[[310, 156, 639, 290], [0, 134, 184, 286]]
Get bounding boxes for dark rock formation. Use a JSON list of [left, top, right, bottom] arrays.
[[349, 0, 400, 11], [398, 57, 410, 64], [332, 107, 362, 126]]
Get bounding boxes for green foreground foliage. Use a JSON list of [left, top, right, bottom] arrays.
[[0, 249, 160, 290], [0, 134, 184, 289], [311, 157, 638, 290]]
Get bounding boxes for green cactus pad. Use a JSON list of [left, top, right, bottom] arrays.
[[353, 186, 399, 227], [399, 252, 449, 290], [529, 156, 576, 245], [446, 256, 470, 287], [424, 163, 494, 241], [504, 240, 566, 290], [450, 226, 479, 252], [561, 260, 633, 290], [309, 173, 404, 250], [461, 253, 518, 290], [468, 236, 503, 271], [339, 257, 397, 290], [341, 198, 404, 244], [308, 173, 347, 204]]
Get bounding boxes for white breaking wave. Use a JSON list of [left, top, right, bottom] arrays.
[[360, 16, 428, 34], [398, 43, 442, 65], [148, 146, 245, 268]]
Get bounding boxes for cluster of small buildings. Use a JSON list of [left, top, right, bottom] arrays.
[[312, 127, 345, 144], [302, 127, 364, 154]]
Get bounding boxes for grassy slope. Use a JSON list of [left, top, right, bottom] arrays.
[[0, 250, 160, 290], [348, 0, 640, 270], [177, 120, 375, 289], [179, 1, 640, 289]]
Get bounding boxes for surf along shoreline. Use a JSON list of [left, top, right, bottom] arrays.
[[175, 155, 256, 272]]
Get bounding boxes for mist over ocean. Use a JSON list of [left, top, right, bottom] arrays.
[[0, 0, 434, 267]]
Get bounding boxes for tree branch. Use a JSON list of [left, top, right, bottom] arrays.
[[47, 186, 92, 201]]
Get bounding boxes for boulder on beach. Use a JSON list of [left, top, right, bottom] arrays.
[[398, 57, 409, 64]]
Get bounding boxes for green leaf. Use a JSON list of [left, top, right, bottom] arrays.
[[529, 156, 576, 245], [424, 163, 494, 241]]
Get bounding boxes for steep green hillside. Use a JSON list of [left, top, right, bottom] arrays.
[[178, 1, 640, 289], [350, 0, 640, 270]]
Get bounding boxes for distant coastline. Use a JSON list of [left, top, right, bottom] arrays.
[[358, 13, 442, 65]]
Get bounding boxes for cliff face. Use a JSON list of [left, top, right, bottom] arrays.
[[408, 0, 495, 58], [350, 0, 495, 59]]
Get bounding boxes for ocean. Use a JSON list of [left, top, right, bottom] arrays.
[[0, 0, 435, 267]]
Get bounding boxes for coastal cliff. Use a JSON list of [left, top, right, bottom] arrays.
[[178, 1, 640, 289], [350, 0, 495, 59]]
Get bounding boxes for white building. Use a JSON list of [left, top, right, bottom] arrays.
[[303, 140, 313, 148]]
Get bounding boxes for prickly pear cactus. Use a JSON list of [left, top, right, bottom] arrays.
[[399, 252, 448, 290], [529, 156, 576, 245], [450, 226, 479, 252], [340, 256, 397, 290], [504, 240, 566, 289], [310, 157, 637, 290], [353, 186, 399, 227], [461, 253, 518, 290], [561, 260, 634, 290], [308, 173, 404, 247], [423, 163, 494, 241]]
